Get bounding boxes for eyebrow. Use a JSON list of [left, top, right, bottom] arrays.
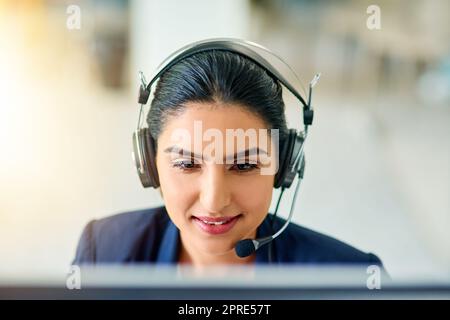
[[163, 146, 268, 161]]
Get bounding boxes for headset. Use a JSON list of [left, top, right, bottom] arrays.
[[132, 38, 320, 262]]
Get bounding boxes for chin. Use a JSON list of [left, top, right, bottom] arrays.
[[198, 241, 237, 256]]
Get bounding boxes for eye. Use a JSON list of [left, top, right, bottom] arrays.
[[171, 160, 201, 172], [230, 162, 260, 173]]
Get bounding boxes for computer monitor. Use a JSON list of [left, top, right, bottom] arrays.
[[1, 264, 449, 299]]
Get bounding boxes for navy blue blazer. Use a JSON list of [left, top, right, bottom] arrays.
[[72, 206, 383, 267]]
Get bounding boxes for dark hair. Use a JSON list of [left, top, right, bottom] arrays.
[[147, 50, 289, 149]]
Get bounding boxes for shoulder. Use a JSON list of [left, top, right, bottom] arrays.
[[271, 215, 383, 266], [90, 206, 169, 238], [72, 206, 169, 264]]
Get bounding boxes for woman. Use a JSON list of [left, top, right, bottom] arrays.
[[72, 40, 384, 269]]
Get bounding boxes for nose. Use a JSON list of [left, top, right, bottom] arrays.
[[199, 165, 231, 214]]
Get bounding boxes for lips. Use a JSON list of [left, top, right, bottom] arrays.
[[191, 214, 242, 235]]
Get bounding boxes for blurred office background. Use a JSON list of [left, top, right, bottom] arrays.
[[0, 0, 448, 279]]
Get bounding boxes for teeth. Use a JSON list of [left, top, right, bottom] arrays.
[[201, 220, 229, 225]]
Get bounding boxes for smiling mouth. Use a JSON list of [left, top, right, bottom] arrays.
[[198, 219, 231, 225], [191, 214, 242, 235]]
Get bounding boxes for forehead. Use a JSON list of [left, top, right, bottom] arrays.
[[159, 102, 269, 141]]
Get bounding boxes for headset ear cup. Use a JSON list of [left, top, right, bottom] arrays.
[[133, 128, 160, 188], [273, 135, 285, 188], [142, 128, 160, 188], [133, 129, 150, 188], [274, 129, 304, 189], [283, 131, 305, 188], [274, 130, 293, 188]]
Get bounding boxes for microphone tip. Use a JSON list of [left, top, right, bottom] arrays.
[[235, 239, 256, 258]]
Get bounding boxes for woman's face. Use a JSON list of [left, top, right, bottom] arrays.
[[156, 102, 275, 263]]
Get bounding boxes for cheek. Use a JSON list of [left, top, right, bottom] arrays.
[[232, 175, 274, 217], [156, 161, 198, 224]]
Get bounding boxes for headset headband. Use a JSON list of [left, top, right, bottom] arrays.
[[137, 38, 316, 128]]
